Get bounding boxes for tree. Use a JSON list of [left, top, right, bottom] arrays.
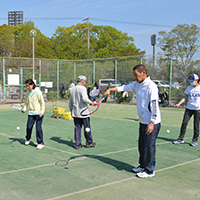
[[51, 23, 88, 59], [91, 25, 144, 58], [13, 21, 46, 58], [0, 22, 144, 60], [158, 24, 200, 86], [0, 24, 14, 57], [51, 23, 144, 60]]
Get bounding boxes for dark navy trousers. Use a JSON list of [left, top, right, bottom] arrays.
[[26, 115, 44, 144], [178, 108, 200, 142], [73, 117, 93, 146], [138, 123, 161, 174]]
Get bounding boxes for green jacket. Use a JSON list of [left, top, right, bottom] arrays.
[[24, 87, 45, 114]]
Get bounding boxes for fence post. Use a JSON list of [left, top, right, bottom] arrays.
[[57, 60, 59, 100], [3, 58, 6, 103], [74, 61, 76, 83], [20, 67, 23, 102], [168, 54, 173, 105], [93, 60, 95, 85], [140, 56, 143, 64], [39, 59, 41, 90], [114, 58, 117, 102]]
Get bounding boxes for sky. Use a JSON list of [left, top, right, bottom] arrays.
[[1, 0, 200, 55]]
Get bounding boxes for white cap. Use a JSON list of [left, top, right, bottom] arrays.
[[77, 75, 86, 82]]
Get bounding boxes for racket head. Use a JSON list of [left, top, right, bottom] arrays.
[[80, 95, 107, 116], [11, 104, 24, 110], [80, 104, 99, 116], [167, 105, 177, 108], [55, 160, 69, 167], [89, 89, 100, 98]]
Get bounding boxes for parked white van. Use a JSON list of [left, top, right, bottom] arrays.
[[99, 79, 121, 87]]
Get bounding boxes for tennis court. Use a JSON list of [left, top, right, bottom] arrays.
[[0, 102, 200, 200]]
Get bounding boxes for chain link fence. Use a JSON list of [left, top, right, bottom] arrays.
[[0, 51, 200, 104]]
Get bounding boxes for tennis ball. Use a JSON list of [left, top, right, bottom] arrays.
[[17, 126, 20, 130], [85, 127, 90, 132], [166, 130, 170, 133]]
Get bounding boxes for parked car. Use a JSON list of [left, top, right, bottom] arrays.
[[99, 79, 121, 87], [163, 81, 181, 89], [173, 82, 182, 89], [152, 80, 169, 88]]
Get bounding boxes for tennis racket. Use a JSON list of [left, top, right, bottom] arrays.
[[11, 104, 24, 110], [55, 156, 78, 167], [80, 95, 108, 116], [55, 159, 70, 167], [89, 89, 100, 100], [167, 105, 177, 108]]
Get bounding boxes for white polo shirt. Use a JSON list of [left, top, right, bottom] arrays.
[[117, 77, 161, 125], [185, 85, 200, 110]]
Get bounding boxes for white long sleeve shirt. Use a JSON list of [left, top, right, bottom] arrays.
[[117, 77, 161, 125]]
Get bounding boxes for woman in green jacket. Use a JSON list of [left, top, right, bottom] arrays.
[[22, 79, 45, 149]]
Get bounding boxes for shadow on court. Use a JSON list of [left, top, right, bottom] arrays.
[[50, 136, 74, 148], [56, 154, 134, 173], [8, 137, 37, 147], [157, 136, 174, 142], [123, 117, 139, 122]]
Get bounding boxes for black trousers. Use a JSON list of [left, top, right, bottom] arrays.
[[138, 123, 161, 174], [73, 117, 93, 146], [178, 108, 200, 142]]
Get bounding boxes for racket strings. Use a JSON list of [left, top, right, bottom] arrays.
[[89, 89, 100, 98], [81, 104, 99, 116]]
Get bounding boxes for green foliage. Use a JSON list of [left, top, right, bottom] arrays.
[[158, 24, 200, 85], [47, 90, 70, 100], [170, 87, 187, 106], [0, 24, 14, 56], [0, 21, 144, 60], [116, 92, 132, 103]]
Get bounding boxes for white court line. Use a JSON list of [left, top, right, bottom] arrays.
[[0, 132, 80, 156], [92, 115, 193, 129], [46, 158, 200, 200], [0, 131, 193, 176], [0, 163, 55, 175]]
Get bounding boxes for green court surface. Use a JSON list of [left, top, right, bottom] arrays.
[[0, 102, 200, 200]]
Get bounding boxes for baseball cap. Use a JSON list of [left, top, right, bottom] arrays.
[[188, 74, 199, 82], [77, 75, 86, 82], [70, 80, 73, 83]]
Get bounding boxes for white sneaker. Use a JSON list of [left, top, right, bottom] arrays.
[[25, 140, 30, 145], [190, 141, 198, 147], [172, 139, 184, 144], [136, 171, 155, 178], [36, 144, 44, 149]]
